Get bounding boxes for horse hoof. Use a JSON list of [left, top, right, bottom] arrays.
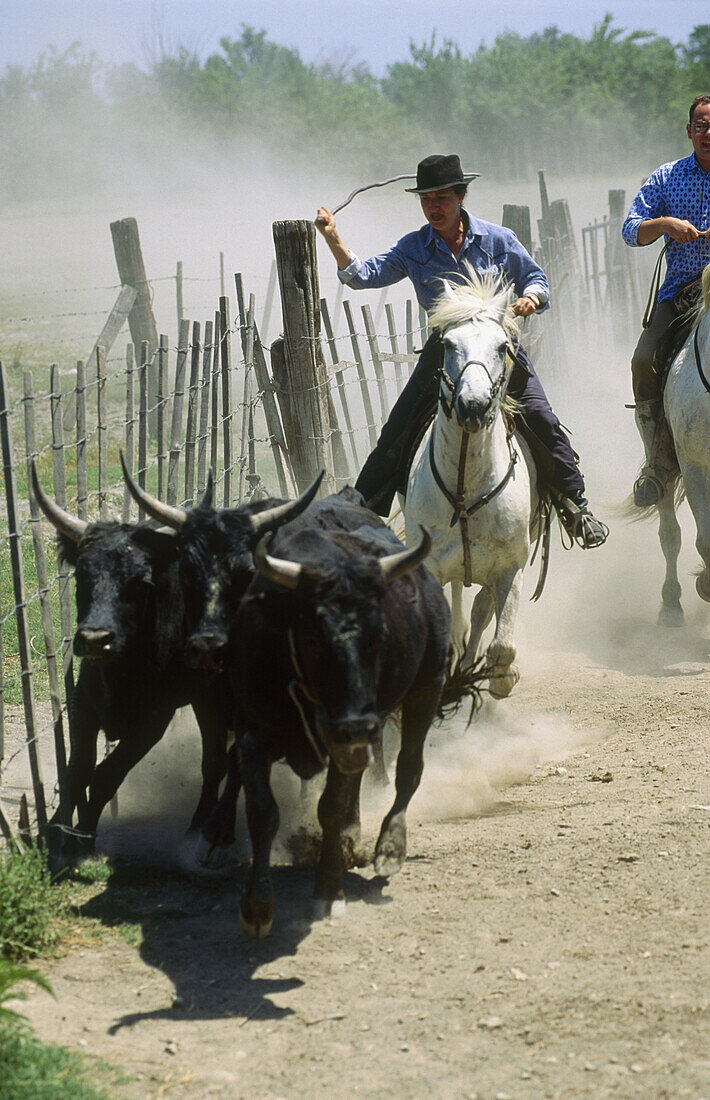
[[488, 665, 520, 699], [696, 575, 710, 603], [657, 602, 684, 627]]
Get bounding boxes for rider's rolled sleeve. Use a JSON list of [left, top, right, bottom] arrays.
[[337, 249, 409, 290], [622, 168, 667, 247]]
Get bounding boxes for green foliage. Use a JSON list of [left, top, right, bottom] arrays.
[[0, 958, 53, 1026], [0, 1025, 112, 1099], [0, 18, 708, 201], [0, 846, 59, 961]]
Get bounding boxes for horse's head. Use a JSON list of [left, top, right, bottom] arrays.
[[430, 265, 520, 433]]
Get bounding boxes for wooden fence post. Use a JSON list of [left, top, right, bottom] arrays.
[[272, 220, 333, 493], [321, 298, 359, 473], [219, 297, 234, 506], [167, 318, 190, 506], [235, 274, 294, 499], [502, 204, 533, 254], [23, 373, 69, 825], [75, 360, 88, 520], [196, 320, 213, 497], [157, 335, 168, 501], [343, 299, 378, 451], [122, 344, 134, 522], [110, 218, 159, 435], [184, 321, 201, 505], [95, 346, 108, 520], [138, 342, 148, 521], [0, 360, 48, 829]]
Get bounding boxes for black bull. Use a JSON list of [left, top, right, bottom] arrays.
[[31, 462, 235, 870], [123, 470, 453, 938]]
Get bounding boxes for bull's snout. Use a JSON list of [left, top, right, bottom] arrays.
[[74, 626, 115, 659], [330, 713, 380, 744], [185, 632, 228, 670]]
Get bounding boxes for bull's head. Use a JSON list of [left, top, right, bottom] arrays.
[[31, 461, 178, 661], [120, 454, 324, 670], [254, 526, 431, 774]]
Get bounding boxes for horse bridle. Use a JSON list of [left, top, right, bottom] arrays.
[[430, 337, 519, 586], [436, 339, 515, 426]]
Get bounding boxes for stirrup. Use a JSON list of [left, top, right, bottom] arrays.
[[633, 469, 664, 508], [552, 491, 609, 550]]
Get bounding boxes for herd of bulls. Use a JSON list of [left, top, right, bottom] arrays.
[[32, 460, 465, 937]]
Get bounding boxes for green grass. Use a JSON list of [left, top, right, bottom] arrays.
[[0, 845, 61, 961], [0, 1025, 117, 1100]]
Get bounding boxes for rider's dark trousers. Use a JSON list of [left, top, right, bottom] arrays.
[[354, 333, 585, 514], [631, 299, 695, 402]]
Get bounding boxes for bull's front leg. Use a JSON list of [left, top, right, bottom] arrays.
[[195, 741, 242, 870], [239, 732, 278, 938], [314, 762, 361, 919], [374, 683, 435, 877]]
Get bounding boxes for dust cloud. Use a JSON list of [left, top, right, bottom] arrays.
[[4, 66, 708, 869]]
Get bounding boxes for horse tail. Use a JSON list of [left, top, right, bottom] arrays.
[[613, 470, 685, 523]]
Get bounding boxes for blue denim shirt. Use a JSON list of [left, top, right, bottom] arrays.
[[337, 213, 550, 314], [622, 154, 710, 302]]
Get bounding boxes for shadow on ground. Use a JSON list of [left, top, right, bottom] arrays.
[[72, 856, 389, 1033]]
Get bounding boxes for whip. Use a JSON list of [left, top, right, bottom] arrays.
[[330, 174, 417, 215]]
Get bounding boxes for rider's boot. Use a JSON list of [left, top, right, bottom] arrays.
[[633, 399, 677, 507], [551, 488, 609, 549]]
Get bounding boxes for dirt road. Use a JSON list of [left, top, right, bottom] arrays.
[[18, 508, 710, 1100]]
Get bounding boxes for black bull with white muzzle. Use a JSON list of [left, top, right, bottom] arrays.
[[209, 497, 452, 937]]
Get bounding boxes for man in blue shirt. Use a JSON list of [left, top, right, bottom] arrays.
[[316, 154, 607, 548], [622, 94, 710, 506]]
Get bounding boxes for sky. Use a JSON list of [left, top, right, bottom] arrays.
[[4, 0, 709, 76]]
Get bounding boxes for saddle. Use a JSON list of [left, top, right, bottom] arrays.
[[655, 277, 703, 390]]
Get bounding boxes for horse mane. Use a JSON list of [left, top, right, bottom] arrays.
[[428, 262, 521, 342]]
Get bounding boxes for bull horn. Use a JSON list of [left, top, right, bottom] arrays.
[[30, 460, 87, 542], [253, 533, 302, 591], [379, 525, 432, 583], [199, 469, 214, 509], [120, 451, 187, 530], [249, 471, 324, 536]]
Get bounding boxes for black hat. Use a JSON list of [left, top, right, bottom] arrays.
[[405, 154, 479, 195]]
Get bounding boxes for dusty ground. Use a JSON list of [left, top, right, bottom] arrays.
[[15, 514, 710, 1099]]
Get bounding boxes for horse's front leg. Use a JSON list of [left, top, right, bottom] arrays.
[[484, 565, 523, 698], [462, 585, 494, 668], [656, 490, 684, 626]]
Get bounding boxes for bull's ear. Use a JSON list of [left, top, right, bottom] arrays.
[[56, 532, 79, 568], [132, 526, 180, 565]]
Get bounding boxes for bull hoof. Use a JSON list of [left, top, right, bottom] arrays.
[[488, 664, 520, 699], [183, 835, 235, 876], [312, 896, 347, 921], [374, 820, 407, 877], [194, 833, 234, 871], [696, 574, 710, 603], [658, 600, 685, 627], [239, 897, 274, 939]]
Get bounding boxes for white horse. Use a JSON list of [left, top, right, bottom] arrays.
[[654, 262, 710, 626], [403, 266, 537, 698]]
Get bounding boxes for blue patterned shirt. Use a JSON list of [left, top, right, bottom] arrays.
[[337, 213, 550, 314], [622, 154, 710, 302]]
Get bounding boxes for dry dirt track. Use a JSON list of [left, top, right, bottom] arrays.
[[19, 513, 710, 1100]]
